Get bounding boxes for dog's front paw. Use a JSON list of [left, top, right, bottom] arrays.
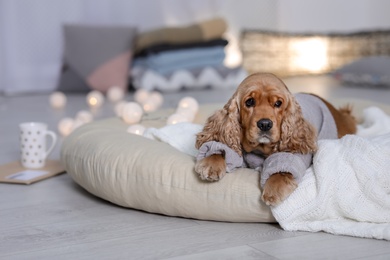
[[195, 154, 226, 181], [261, 172, 297, 206]]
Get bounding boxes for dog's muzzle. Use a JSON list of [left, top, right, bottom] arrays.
[[257, 118, 273, 131]]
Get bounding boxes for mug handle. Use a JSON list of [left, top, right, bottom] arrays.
[[43, 130, 57, 160]]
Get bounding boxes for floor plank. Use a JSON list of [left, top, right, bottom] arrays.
[[251, 232, 390, 260], [2, 222, 305, 259], [165, 245, 277, 260]]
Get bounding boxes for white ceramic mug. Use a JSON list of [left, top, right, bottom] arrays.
[[19, 122, 57, 169]]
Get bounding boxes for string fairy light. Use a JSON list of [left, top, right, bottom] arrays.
[[121, 102, 143, 124], [127, 124, 146, 135], [86, 90, 104, 108], [166, 113, 189, 125], [58, 117, 75, 137], [177, 96, 199, 114], [107, 86, 125, 102], [75, 110, 93, 124], [49, 91, 67, 109]]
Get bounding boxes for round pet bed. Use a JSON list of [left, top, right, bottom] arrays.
[[61, 104, 275, 223]]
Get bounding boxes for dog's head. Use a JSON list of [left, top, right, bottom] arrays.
[[196, 73, 317, 156]]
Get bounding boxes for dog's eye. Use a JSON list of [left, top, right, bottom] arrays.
[[245, 98, 255, 107], [274, 100, 282, 108]]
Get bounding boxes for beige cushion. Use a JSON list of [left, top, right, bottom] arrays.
[[61, 104, 275, 223], [61, 98, 386, 223]]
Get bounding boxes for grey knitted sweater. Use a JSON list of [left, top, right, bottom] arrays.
[[197, 93, 338, 187]]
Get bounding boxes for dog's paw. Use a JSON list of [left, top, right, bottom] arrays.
[[261, 172, 297, 206], [194, 154, 226, 182]]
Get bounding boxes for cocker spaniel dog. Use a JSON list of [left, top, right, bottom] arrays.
[[195, 73, 357, 206]]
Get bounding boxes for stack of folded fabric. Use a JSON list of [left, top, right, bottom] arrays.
[[130, 18, 247, 92]]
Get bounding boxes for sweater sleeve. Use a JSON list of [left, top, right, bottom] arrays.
[[260, 152, 313, 187], [196, 141, 244, 172], [243, 152, 265, 170], [258, 94, 336, 188]]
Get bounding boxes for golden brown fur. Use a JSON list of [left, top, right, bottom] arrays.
[[312, 94, 357, 138], [195, 73, 357, 206]]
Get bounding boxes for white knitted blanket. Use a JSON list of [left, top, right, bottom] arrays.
[[145, 106, 390, 240], [272, 106, 390, 240]]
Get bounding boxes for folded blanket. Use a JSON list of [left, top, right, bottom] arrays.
[[136, 38, 228, 58], [143, 106, 390, 240], [272, 133, 390, 240], [357, 106, 390, 137], [133, 46, 226, 74], [271, 105, 390, 240], [131, 65, 247, 92], [135, 17, 227, 53], [144, 122, 203, 157]]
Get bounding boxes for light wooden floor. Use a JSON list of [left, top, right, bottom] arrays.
[[1, 75, 390, 259]]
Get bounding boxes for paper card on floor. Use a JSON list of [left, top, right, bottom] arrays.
[[0, 160, 65, 185]]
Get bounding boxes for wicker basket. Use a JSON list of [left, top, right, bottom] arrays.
[[240, 30, 390, 77]]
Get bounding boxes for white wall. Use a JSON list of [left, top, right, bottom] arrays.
[[216, 0, 278, 66], [0, 0, 277, 94], [277, 0, 390, 33], [1, 0, 389, 94]]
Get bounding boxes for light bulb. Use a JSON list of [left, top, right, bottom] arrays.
[[134, 89, 150, 104], [107, 86, 125, 102], [49, 91, 67, 109], [143, 99, 158, 113], [122, 102, 143, 124], [114, 100, 127, 117], [178, 97, 199, 114], [86, 90, 104, 108], [176, 106, 195, 122], [127, 124, 146, 135], [58, 117, 74, 137], [166, 113, 189, 125], [141, 91, 164, 112], [149, 91, 163, 108], [75, 110, 93, 124]]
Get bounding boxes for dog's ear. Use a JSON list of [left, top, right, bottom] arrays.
[[195, 93, 243, 155], [279, 97, 317, 154]]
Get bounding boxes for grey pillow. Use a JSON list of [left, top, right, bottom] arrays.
[[57, 25, 137, 93], [332, 56, 390, 86]]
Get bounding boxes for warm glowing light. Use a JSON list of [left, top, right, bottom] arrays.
[[166, 113, 189, 125], [90, 98, 97, 105], [49, 91, 67, 109], [86, 90, 104, 108], [122, 102, 143, 124], [165, 96, 199, 124], [178, 97, 199, 114], [149, 91, 163, 108], [134, 89, 150, 104], [176, 106, 196, 122], [134, 89, 164, 113], [289, 37, 328, 73], [107, 86, 125, 102], [223, 32, 242, 68], [75, 110, 93, 124], [143, 100, 158, 113], [58, 117, 74, 137], [127, 124, 146, 135]]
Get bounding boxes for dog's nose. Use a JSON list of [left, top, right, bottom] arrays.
[[257, 119, 273, 131]]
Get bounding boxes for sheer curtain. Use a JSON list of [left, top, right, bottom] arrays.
[[2, 0, 386, 95], [0, 0, 221, 95]]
